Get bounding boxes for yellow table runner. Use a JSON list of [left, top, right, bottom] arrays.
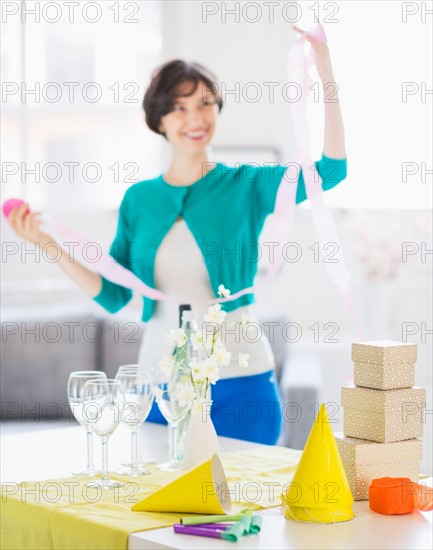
[[1, 446, 301, 550]]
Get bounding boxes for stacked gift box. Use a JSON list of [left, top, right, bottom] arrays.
[[335, 341, 425, 501]]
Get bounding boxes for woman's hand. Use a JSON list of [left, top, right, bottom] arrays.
[[293, 25, 334, 83], [8, 203, 53, 246]]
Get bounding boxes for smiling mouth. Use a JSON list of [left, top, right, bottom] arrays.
[[184, 130, 208, 141]]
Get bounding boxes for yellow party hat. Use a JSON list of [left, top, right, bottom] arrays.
[[283, 403, 354, 523], [132, 454, 232, 514]]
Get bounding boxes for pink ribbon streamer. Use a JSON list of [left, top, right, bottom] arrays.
[[2, 199, 236, 305], [288, 24, 351, 293], [43, 213, 170, 302], [280, 23, 363, 337], [44, 211, 258, 307]]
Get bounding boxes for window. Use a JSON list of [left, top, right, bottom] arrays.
[[2, 1, 163, 210]]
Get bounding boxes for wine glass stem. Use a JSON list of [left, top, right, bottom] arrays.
[[171, 422, 179, 464], [86, 426, 94, 469], [101, 436, 109, 482], [131, 426, 138, 465]]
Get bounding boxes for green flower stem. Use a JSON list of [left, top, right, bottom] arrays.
[[173, 323, 221, 400]]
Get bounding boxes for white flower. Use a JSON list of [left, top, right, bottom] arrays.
[[175, 383, 195, 408], [218, 284, 231, 298], [191, 331, 204, 350], [202, 357, 220, 384], [238, 352, 250, 369], [213, 347, 232, 367], [166, 328, 186, 347], [158, 356, 174, 377], [189, 359, 207, 381], [190, 330, 214, 352], [153, 387, 163, 401], [204, 303, 227, 325]]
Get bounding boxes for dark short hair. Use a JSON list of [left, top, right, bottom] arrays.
[[142, 59, 223, 138]]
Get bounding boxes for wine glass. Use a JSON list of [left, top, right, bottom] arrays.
[[115, 366, 154, 475], [117, 364, 156, 466], [82, 379, 125, 489], [67, 370, 107, 475], [155, 367, 193, 471]]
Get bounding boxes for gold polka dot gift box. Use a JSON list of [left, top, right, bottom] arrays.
[[335, 433, 422, 501], [335, 341, 426, 501], [341, 385, 426, 443], [352, 341, 417, 390]]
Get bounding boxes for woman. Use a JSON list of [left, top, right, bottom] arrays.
[[8, 29, 347, 445]]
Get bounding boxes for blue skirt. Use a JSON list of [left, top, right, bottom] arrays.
[[146, 370, 282, 445]]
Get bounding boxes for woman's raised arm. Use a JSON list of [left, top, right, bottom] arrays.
[[294, 25, 346, 159]]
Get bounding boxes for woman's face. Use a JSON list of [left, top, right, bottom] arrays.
[[159, 80, 219, 155]]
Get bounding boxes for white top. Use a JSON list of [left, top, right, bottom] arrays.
[[138, 219, 274, 379]]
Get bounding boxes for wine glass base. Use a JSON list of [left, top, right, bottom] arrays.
[[72, 466, 100, 476], [115, 465, 151, 476], [120, 457, 156, 467], [86, 478, 124, 490], [157, 460, 184, 472]]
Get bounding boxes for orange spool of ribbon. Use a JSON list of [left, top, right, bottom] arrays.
[[369, 477, 433, 515]]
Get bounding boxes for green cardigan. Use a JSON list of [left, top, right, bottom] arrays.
[[93, 155, 347, 321]]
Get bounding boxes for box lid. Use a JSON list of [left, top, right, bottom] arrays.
[[351, 341, 417, 365], [335, 433, 423, 462], [341, 386, 426, 413]]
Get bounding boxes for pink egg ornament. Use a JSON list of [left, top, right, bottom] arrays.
[[2, 198, 29, 219]]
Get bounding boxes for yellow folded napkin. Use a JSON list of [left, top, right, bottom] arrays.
[[1, 446, 301, 550]]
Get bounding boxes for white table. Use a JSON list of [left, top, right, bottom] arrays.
[[1, 422, 432, 550]]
